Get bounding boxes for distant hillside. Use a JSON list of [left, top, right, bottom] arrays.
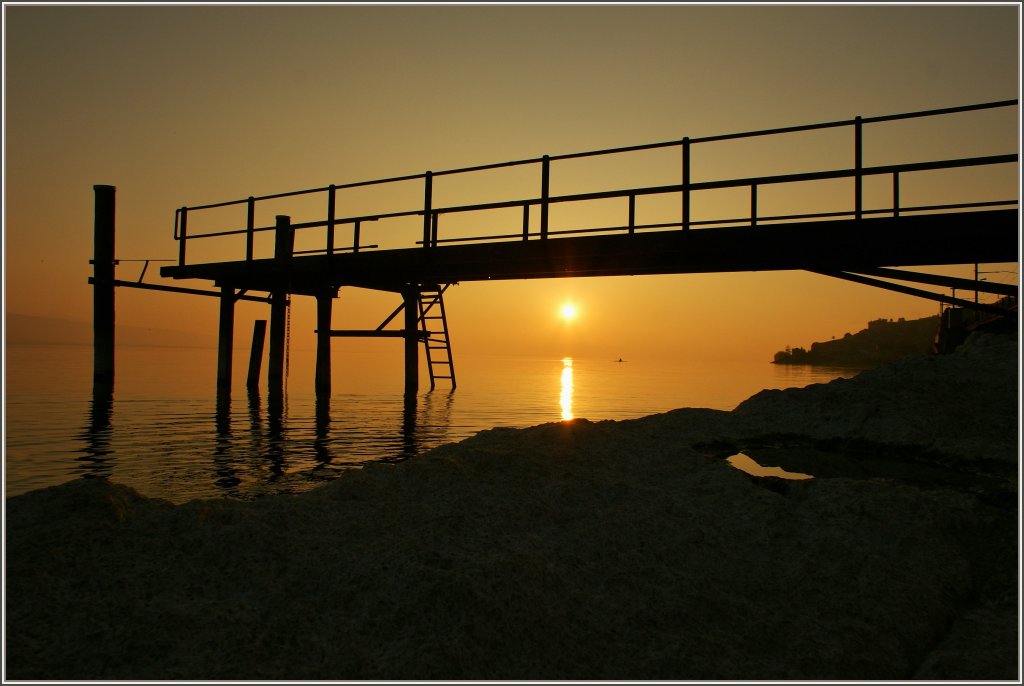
[[773, 316, 939, 367], [5, 313, 214, 349]]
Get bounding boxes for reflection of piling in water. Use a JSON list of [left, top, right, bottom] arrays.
[[314, 393, 332, 464], [265, 389, 286, 477], [215, 389, 231, 438], [419, 390, 455, 447], [247, 387, 263, 433], [76, 386, 115, 479], [400, 393, 418, 460], [213, 390, 241, 492]]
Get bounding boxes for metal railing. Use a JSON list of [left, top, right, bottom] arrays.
[[173, 99, 1019, 267]]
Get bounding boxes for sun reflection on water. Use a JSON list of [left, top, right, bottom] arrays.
[[560, 357, 574, 420]]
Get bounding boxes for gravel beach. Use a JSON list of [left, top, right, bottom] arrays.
[[5, 333, 1018, 680]]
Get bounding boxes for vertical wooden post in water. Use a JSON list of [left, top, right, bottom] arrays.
[[268, 215, 293, 397], [247, 320, 267, 391], [315, 291, 333, 395], [268, 292, 287, 397], [93, 185, 116, 389], [217, 285, 235, 391], [404, 288, 419, 395]]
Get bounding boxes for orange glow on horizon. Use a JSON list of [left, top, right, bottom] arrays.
[[4, 5, 1017, 364]]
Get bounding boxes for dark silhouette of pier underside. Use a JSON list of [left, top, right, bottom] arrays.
[[137, 99, 1019, 396], [163, 210, 1016, 293]]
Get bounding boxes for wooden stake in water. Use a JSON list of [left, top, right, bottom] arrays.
[[93, 185, 116, 390], [247, 320, 267, 391]]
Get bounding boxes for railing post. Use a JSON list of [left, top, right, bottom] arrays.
[[246, 197, 255, 261], [540, 155, 550, 239], [431, 211, 439, 248], [326, 184, 336, 256], [422, 171, 433, 248], [628, 193, 636, 234], [854, 115, 863, 221], [682, 137, 690, 231], [353, 220, 361, 253], [750, 183, 758, 227], [522, 203, 530, 241], [893, 172, 900, 218], [178, 207, 188, 267]]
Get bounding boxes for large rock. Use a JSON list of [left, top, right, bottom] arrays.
[[733, 333, 1019, 465]]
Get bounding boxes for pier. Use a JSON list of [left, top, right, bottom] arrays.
[[94, 99, 1019, 395]]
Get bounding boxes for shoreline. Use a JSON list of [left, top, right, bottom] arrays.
[[5, 333, 1018, 680]]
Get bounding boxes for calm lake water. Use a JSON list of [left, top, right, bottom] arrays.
[[4, 343, 860, 503]]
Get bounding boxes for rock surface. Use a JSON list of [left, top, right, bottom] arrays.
[[5, 334, 1018, 680]]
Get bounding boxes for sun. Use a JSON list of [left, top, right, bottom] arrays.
[[561, 304, 577, 320]]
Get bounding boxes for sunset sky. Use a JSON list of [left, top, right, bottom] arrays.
[[4, 4, 1020, 364]]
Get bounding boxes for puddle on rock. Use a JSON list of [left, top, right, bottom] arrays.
[[726, 453, 814, 480], [719, 444, 1005, 494]]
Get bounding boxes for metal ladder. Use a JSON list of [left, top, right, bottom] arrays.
[[418, 285, 456, 390]]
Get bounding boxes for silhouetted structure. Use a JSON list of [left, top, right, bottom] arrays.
[[94, 100, 1019, 396], [773, 316, 942, 366]]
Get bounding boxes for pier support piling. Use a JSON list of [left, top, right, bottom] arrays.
[[404, 288, 419, 395], [217, 286, 235, 391], [268, 215, 293, 397], [247, 320, 267, 391], [92, 184, 116, 389], [268, 292, 288, 397], [315, 291, 334, 395]]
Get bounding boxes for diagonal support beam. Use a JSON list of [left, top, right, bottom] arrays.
[[810, 270, 1017, 317], [375, 302, 407, 331], [845, 266, 1018, 297]]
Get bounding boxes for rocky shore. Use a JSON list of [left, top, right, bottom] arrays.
[[5, 333, 1018, 680]]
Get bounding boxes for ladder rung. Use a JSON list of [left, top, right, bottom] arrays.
[[432, 375, 452, 379]]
